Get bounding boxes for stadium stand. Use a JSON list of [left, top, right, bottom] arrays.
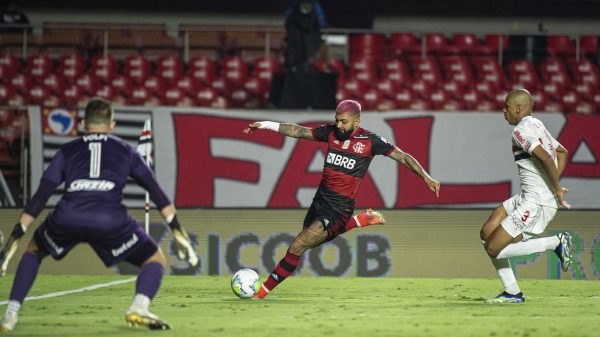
[[0, 23, 598, 114]]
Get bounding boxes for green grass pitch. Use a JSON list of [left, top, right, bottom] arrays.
[[1, 275, 599, 337]]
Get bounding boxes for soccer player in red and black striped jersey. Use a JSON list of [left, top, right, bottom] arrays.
[[243, 100, 441, 298]]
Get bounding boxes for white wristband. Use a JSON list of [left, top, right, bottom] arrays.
[[258, 121, 280, 132]]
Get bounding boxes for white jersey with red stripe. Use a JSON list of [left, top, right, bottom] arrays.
[[511, 116, 560, 208]]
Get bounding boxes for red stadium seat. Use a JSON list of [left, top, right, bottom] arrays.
[[493, 89, 510, 107], [573, 82, 597, 99], [349, 58, 376, 74], [228, 88, 250, 108], [381, 58, 409, 73], [336, 87, 355, 104], [409, 98, 432, 111], [353, 69, 378, 83], [95, 85, 118, 101], [211, 77, 229, 94], [176, 76, 201, 95], [574, 101, 596, 114], [75, 74, 100, 94], [393, 87, 417, 109], [410, 56, 440, 73], [361, 88, 384, 110], [410, 79, 433, 99], [222, 56, 247, 71], [442, 79, 465, 99], [569, 59, 599, 79], [419, 71, 442, 84], [0, 53, 21, 72], [189, 55, 216, 70], [316, 58, 346, 79], [59, 54, 85, 83], [7, 93, 25, 106], [125, 55, 152, 85], [389, 33, 421, 56], [194, 87, 219, 107], [531, 90, 548, 105], [243, 78, 267, 96], [476, 100, 496, 112], [10, 74, 32, 94], [111, 75, 133, 96], [439, 55, 470, 73], [593, 91, 600, 108], [451, 34, 480, 54], [41, 73, 64, 94], [91, 55, 118, 70], [252, 56, 281, 83], [424, 33, 454, 54], [540, 101, 565, 113], [27, 55, 53, 82], [62, 84, 85, 106], [442, 99, 464, 111], [475, 35, 510, 55], [0, 83, 15, 104], [143, 76, 166, 95], [222, 67, 248, 87], [560, 91, 581, 112], [27, 85, 50, 105], [92, 65, 117, 84], [579, 35, 598, 57], [579, 71, 600, 86], [375, 78, 401, 98], [162, 87, 186, 106], [0, 64, 17, 79], [43, 95, 63, 107], [547, 35, 575, 57], [474, 80, 500, 99], [429, 88, 451, 109], [128, 86, 153, 105], [349, 34, 386, 63], [189, 66, 217, 85], [156, 55, 183, 85], [340, 77, 367, 97]]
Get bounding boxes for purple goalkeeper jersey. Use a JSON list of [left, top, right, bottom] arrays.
[[24, 133, 170, 231]]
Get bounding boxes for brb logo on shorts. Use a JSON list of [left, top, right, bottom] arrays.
[[327, 153, 356, 169]]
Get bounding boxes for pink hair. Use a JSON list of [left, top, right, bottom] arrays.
[[336, 100, 361, 115]]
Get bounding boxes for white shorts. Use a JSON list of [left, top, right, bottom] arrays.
[[500, 194, 557, 238]]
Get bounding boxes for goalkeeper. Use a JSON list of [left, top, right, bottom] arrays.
[[0, 98, 198, 332]]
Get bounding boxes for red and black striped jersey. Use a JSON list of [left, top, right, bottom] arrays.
[[312, 125, 395, 202]]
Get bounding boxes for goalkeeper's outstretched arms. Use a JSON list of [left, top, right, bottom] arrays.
[[243, 121, 315, 140], [160, 205, 199, 267], [0, 213, 35, 276]]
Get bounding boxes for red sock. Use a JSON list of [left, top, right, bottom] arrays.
[[263, 251, 301, 291], [344, 215, 360, 231]]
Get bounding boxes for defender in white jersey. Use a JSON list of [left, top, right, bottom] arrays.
[[480, 89, 574, 303]]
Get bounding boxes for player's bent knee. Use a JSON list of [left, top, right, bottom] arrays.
[[144, 248, 167, 267]]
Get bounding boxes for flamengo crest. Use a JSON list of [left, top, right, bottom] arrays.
[[353, 142, 365, 154]]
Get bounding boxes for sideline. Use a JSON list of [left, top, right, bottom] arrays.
[[0, 277, 136, 305]]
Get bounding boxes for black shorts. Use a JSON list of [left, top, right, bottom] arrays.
[[303, 194, 354, 242]]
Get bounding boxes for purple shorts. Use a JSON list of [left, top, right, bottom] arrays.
[[33, 215, 158, 267]]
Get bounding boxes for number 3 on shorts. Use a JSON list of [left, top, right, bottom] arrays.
[[521, 210, 530, 222]]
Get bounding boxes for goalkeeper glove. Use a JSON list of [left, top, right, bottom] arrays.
[[167, 215, 199, 267], [0, 223, 26, 277]]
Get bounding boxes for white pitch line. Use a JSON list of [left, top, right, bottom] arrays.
[[0, 277, 136, 306]]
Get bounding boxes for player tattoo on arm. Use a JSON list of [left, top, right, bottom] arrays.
[[278, 123, 314, 140], [389, 147, 440, 197]]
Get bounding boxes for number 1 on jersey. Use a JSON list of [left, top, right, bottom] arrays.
[[89, 142, 102, 178]]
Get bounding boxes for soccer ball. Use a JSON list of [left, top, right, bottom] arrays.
[[231, 268, 260, 299]]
